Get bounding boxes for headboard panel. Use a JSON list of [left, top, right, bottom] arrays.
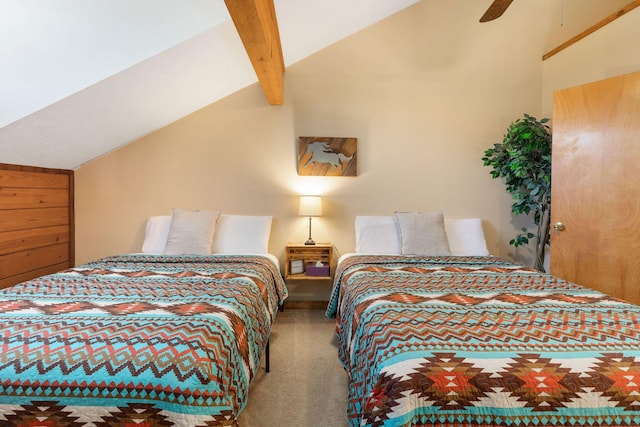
[[0, 163, 74, 288]]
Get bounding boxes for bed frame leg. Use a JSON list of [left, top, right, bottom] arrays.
[[265, 339, 270, 373]]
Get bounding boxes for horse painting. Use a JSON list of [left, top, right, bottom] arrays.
[[303, 141, 353, 173], [299, 137, 356, 176]]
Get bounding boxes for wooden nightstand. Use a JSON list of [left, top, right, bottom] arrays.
[[284, 243, 334, 281]]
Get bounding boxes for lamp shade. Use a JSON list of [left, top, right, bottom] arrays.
[[299, 196, 322, 217]]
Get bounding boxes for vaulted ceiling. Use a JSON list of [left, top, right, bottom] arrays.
[[0, 0, 631, 170]]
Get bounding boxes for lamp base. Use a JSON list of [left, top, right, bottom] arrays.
[[304, 238, 316, 245]]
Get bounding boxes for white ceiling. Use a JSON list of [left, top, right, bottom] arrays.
[[0, 0, 232, 128], [0, 0, 419, 169], [0, 0, 630, 170]]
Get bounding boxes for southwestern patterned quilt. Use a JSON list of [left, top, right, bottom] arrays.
[[0, 254, 287, 426], [326, 254, 640, 427]]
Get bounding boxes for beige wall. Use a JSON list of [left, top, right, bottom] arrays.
[[76, 1, 553, 300], [542, 7, 640, 115]]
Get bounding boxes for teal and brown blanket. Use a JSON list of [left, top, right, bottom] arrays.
[[327, 255, 640, 427], [0, 254, 287, 426]]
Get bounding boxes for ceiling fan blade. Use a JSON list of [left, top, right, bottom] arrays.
[[479, 0, 514, 22]]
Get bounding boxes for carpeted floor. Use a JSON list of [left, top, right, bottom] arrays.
[[238, 308, 350, 427]]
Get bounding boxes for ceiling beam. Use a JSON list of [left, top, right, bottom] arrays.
[[225, 0, 284, 105], [543, 0, 640, 60]]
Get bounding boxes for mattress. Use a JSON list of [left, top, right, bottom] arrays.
[[327, 254, 640, 427], [0, 254, 287, 426]]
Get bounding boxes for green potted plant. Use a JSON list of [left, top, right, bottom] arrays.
[[482, 114, 552, 272]]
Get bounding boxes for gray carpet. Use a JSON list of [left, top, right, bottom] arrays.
[[238, 309, 350, 427]]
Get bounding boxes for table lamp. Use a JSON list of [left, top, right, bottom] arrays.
[[299, 196, 322, 245]]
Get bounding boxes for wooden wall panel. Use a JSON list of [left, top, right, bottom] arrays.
[[0, 226, 70, 256], [0, 243, 70, 278], [0, 187, 69, 209], [0, 163, 74, 289], [0, 207, 69, 233], [0, 169, 69, 189], [0, 263, 69, 289]]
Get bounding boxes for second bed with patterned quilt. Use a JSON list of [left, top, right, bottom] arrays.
[[327, 254, 640, 427]]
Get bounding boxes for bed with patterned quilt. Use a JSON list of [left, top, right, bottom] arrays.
[[0, 253, 287, 426], [326, 253, 640, 427]]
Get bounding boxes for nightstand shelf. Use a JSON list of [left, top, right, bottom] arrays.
[[285, 243, 334, 281]]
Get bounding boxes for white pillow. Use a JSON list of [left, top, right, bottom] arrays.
[[354, 216, 401, 254], [444, 218, 490, 256], [395, 211, 451, 256], [141, 215, 172, 253], [212, 215, 273, 254], [163, 209, 220, 255]]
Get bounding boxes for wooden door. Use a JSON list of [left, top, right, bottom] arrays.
[[550, 71, 640, 304]]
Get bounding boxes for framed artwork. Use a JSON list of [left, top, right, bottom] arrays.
[[290, 259, 304, 275], [298, 137, 357, 176]]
